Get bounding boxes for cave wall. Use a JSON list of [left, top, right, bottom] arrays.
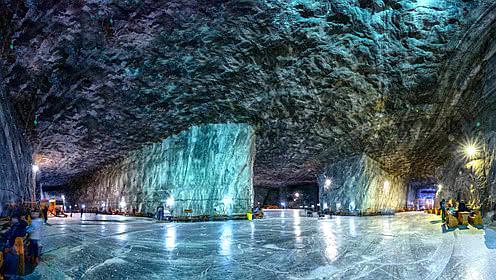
[[319, 154, 407, 214], [435, 49, 496, 211], [0, 88, 33, 213], [69, 123, 256, 216]]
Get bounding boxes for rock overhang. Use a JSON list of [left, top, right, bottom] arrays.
[[0, 0, 494, 187]]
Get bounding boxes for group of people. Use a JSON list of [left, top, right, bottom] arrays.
[[0, 203, 40, 278], [439, 198, 471, 222]]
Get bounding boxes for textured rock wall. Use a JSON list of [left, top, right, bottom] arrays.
[[435, 49, 496, 212], [2, 0, 491, 187], [70, 123, 255, 216], [319, 155, 407, 213], [0, 86, 33, 213]]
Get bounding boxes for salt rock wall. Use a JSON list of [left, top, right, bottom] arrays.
[[319, 155, 407, 214], [71, 123, 255, 216], [0, 89, 33, 212], [435, 51, 496, 212]]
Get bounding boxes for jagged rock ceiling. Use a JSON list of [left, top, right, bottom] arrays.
[[1, 0, 494, 187]]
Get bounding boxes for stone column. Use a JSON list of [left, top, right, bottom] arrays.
[[72, 123, 256, 217], [318, 154, 407, 214]]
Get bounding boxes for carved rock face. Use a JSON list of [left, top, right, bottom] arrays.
[[0, 90, 33, 208], [1, 0, 493, 187], [70, 123, 256, 215]]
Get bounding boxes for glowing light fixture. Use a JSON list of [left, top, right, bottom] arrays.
[[223, 196, 232, 206], [294, 192, 300, 198], [82, 204, 86, 209], [384, 181, 391, 192], [166, 196, 175, 207], [464, 144, 479, 159], [119, 197, 126, 209], [436, 184, 443, 196], [324, 178, 332, 189], [281, 202, 286, 207], [32, 164, 40, 173]]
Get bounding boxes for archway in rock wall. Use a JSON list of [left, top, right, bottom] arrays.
[[406, 179, 439, 211]]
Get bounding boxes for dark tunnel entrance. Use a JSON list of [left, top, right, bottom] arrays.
[[254, 182, 319, 209]]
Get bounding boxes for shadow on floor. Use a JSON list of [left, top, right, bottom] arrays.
[[430, 220, 442, 224], [484, 228, 496, 249], [442, 224, 456, 233]]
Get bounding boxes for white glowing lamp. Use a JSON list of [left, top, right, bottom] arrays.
[[324, 178, 332, 189], [384, 181, 391, 192], [166, 196, 175, 207], [294, 192, 300, 198], [464, 144, 479, 159], [32, 164, 40, 173], [119, 197, 126, 208], [223, 196, 232, 206]]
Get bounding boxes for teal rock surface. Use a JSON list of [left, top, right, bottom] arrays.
[[2, 0, 493, 187], [319, 154, 407, 214], [70, 123, 255, 216]]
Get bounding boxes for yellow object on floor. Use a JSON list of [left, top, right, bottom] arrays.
[[469, 214, 483, 226], [458, 212, 470, 226], [247, 212, 253, 221], [447, 214, 459, 228]]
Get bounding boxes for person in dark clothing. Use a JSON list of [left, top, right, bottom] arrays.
[[80, 207, 84, 218], [440, 199, 446, 222], [4, 216, 28, 248], [42, 206, 48, 224], [458, 200, 468, 212]]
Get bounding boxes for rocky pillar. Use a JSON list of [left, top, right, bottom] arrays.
[[72, 123, 256, 217], [318, 154, 407, 214]]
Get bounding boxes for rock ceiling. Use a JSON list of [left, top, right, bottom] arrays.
[[1, 0, 494, 186]]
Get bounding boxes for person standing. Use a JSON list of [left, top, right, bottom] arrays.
[[158, 205, 164, 221], [440, 199, 446, 222], [80, 207, 84, 218], [41, 205, 48, 224]]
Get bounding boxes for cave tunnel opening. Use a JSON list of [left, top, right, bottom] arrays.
[[254, 182, 319, 210], [407, 179, 439, 211]]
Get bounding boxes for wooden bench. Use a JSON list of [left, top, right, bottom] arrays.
[[457, 212, 470, 226], [446, 213, 459, 228], [468, 214, 483, 227]]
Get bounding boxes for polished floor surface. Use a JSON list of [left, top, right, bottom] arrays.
[[25, 210, 496, 280]]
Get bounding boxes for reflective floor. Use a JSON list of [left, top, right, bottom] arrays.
[[26, 211, 496, 280]]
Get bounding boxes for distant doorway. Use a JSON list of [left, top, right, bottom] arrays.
[[407, 180, 438, 210]]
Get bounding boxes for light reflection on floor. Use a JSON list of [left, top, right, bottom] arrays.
[[26, 211, 496, 280]]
